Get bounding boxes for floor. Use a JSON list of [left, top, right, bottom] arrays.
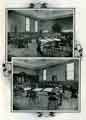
[[8, 40, 40, 57], [8, 39, 72, 60], [13, 92, 78, 111]]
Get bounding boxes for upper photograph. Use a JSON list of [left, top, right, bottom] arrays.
[[7, 8, 74, 61]]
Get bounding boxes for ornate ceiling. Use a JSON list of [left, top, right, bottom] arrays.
[[9, 9, 73, 20], [13, 58, 74, 70]]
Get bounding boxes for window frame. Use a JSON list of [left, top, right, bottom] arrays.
[[25, 17, 30, 32], [66, 62, 74, 80], [35, 20, 38, 32], [43, 69, 47, 81]]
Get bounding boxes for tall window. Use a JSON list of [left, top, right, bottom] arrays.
[[43, 69, 47, 80], [26, 17, 30, 32], [35, 20, 38, 32], [67, 62, 74, 80]]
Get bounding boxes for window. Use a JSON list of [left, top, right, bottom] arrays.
[[43, 69, 47, 80], [26, 17, 30, 32], [67, 62, 74, 80], [35, 20, 38, 32]]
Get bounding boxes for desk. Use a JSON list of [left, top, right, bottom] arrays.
[[43, 88, 53, 92], [24, 87, 31, 91], [24, 87, 31, 97], [33, 88, 43, 92], [40, 38, 61, 45], [52, 38, 61, 42], [40, 38, 61, 56]]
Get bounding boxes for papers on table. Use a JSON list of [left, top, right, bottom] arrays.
[[40, 39, 49, 44], [45, 38, 53, 42], [43, 88, 53, 92], [24, 87, 31, 91], [53, 38, 61, 41], [40, 38, 61, 47], [46, 38, 61, 42], [24, 87, 60, 93], [24, 87, 43, 92], [33, 88, 43, 92], [40, 38, 61, 43]]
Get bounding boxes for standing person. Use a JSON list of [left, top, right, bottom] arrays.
[[36, 30, 44, 56], [59, 85, 63, 105], [36, 37, 42, 56], [48, 91, 58, 110]]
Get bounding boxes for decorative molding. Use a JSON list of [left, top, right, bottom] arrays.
[[74, 40, 83, 58], [2, 63, 12, 77], [28, 2, 48, 8], [37, 112, 55, 117]]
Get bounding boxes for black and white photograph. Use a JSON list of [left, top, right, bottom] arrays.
[[7, 9, 74, 61], [12, 58, 80, 112]]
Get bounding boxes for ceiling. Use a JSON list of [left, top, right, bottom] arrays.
[[9, 9, 73, 20], [13, 58, 74, 70]]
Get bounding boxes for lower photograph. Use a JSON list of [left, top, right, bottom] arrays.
[[12, 58, 80, 112]]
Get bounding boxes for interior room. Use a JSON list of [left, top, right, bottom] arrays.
[[8, 9, 74, 61], [12, 58, 80, 111]]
